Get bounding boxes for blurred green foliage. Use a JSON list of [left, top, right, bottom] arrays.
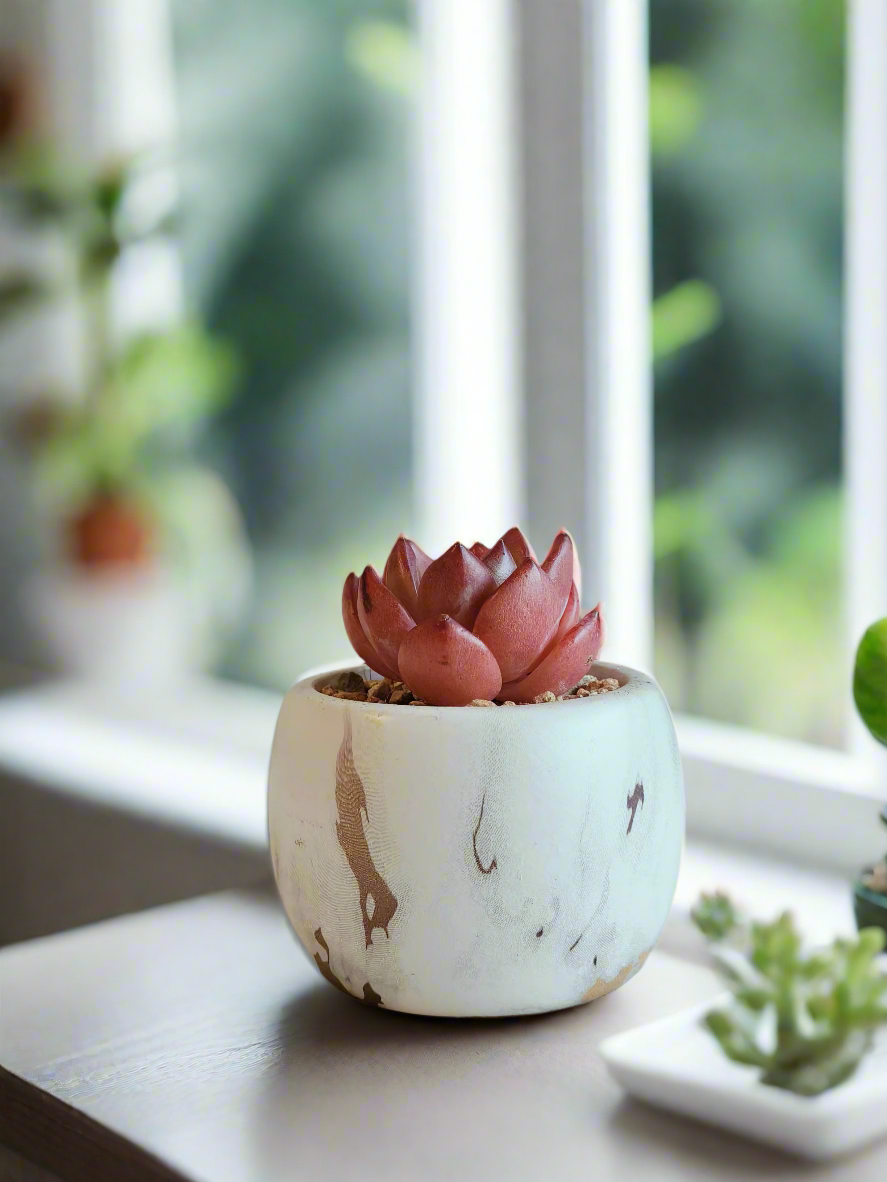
[[0, 146, 237, 507], [650, 65, 703, 158], [35, 326, 238, 504], [651, 0, 845, 744], [854, 620, 887, 748], [171, 0, 412, 683], [852, 621, 887, 895], [652, 279, 721, 362], [345, 18, 417, 95], [693, 892, 887, 1096], [165, 0, 846, 707], [691, 890, 742, 941]]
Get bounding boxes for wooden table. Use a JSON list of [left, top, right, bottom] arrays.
[[2, 891, 886, 1182]]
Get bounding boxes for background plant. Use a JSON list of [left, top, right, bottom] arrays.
[[650, 0, 844, 743], [692, 891, 887, 1095], [0, 144, 238, 517], [852, 620, 887, 895], [0, 0, 848, 700], [0, 137, 250, 664], [161, 0, 845, 711]]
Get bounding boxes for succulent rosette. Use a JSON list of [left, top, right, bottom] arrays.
[[341, 526, 603, 706]]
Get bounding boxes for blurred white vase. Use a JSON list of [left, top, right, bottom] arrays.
[[25, 466, 253, 682], [26, 565, 196, 682]]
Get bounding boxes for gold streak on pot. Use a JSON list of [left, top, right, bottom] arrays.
[[336, 713, 399, 947], [581, 948, 651, 1004], [312, 928, 382, 1006]]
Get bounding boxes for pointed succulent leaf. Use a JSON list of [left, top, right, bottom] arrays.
[[536, 582, 580, 664], [498, 526, 536, 567], [398, 615, 502, 706], [469, 541, 489, 560], [500, 604, 604, 702], [561, 581, 581, 632], [341, 572, 397, 678], [482, 538, 517, 587], [357, 565, 416, 676], [541, 529, 575, 609], [416, 543, 497, 628], [568, 528, 582, 599], [472, 558, 564, 683], [383, 535, 432, 619]]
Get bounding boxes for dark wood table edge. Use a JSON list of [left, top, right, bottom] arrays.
[[0, 1065, 186, 1182]]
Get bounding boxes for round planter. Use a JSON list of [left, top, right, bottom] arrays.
[[268, 662, 684, 1017], [852, 804, 887, 938], [853, 877, 887, 938]]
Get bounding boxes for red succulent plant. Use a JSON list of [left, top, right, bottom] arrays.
[[341, 527, 604, 706]]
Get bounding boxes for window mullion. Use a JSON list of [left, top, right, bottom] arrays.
[[43, 0, 183, 340], [413, 0, 523, 555], [583, 0, 653, 670], [845, 0, 887, 758]]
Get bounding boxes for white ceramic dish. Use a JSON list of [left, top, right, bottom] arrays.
[[600, 994, 887, 1160]]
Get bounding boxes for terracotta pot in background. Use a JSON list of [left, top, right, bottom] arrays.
[[67, 494, 153, 568], [0, 52, 38, 147]]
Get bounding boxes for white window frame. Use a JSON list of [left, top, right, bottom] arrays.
[[20, 0, 887, 877], [415, 0, 887, 875]]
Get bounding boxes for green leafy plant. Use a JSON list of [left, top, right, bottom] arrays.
[[0, 143, 238, 564], [854, 619, 887, 748], [692, 892, 887, 1095], [853, 621, 887, 897]]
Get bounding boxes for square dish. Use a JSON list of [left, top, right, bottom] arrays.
[[600, 994, 887, 1160]]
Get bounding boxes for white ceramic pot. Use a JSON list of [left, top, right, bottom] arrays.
[[268, 662, 684, 1017]]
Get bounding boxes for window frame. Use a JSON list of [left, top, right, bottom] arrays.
[[416, 0, 886, 872], [844, 0, 887, 756], [413, 0, 524, 556], [34, 0, 887, 874]]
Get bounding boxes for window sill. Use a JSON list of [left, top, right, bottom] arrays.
[[678, 714, 886, 875], [661, 838, 856, 965], [0, 675, 275, 852], [0, 676, 864, 946]]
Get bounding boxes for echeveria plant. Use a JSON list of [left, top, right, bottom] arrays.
[[342, 527, 603, 706], [692, 891, 887, 1096]]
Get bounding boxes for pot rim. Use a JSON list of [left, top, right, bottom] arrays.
[[295, 659, 656, 712], [852, 875, 887, 908]]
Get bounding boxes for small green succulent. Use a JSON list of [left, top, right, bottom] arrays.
[[691, 890, 742, 942], [693, 893, 887, 1096]]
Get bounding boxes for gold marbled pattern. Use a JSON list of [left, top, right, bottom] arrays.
[[335, 714, 399, 947], [581, 948, 651, 1004]]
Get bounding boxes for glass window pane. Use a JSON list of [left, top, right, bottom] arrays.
[[172, 0, 413, 689], [650, 0, 845, 745]]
